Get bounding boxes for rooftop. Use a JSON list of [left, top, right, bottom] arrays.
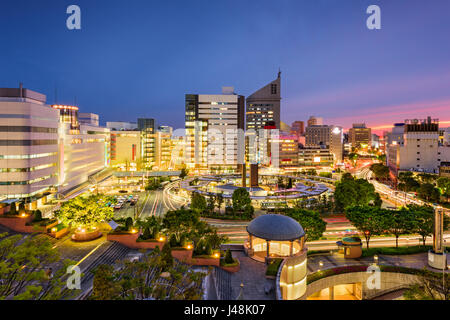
[[247, 214, 305, 241]]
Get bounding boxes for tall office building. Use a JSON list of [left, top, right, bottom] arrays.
[[185, 87, 245, 172], [155, 125, 173, 171], [246, 72, 281, 131], [110, 130, 141, 171], [0, 86, 59, 203], [305, 125, 343, 164], [138, 118, 156, 170], [349, 123, 372, 148]]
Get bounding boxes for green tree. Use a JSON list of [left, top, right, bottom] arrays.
[[232, 188, 252, 213], [224, 249, 234, 264], [161, 243, 174, 271], [0, 233, 77, 299], [418, 183, 440, 202], [179, 167, 189, 179], [334, 175, 381, 212], [345, 206, 387, 248], [370, 163, 390, 181], [190, 192, 207, 215], [437, 177, 450, 202], [55, 194, 114, 229], [404, 270, 449, 300], [8, 202, 17, 215], [216, 192, 224, 214], [91, 264, 121, 300], [386, 207, 415, 248], [207, 194, 216, 214], [408, 205, 449, 246], [286, 209, 327, 241]]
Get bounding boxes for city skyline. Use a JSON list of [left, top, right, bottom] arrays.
[[1, 0, 450, 131]]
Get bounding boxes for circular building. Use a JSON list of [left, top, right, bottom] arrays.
[[246, 214, 306, 262]]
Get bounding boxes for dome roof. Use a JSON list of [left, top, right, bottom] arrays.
[[247, 214, 305, 241]]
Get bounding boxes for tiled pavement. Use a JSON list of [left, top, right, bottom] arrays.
[[228, 251, 275, 300]]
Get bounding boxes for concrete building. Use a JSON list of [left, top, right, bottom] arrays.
[[291, 121, 305, 137], [154, 126, 173, 171], [79, 112, 99, 126], [298, 146, 334, 166], [387, 117, 450, 176], [53, 105, 110, 195], [0, 87, 59, 203], [185, 87, 245, 172], [305, 125, 343, 164], [110, 130, 141, 171], [307, 116, 323, 127], [106, 121, 138, 131], [138, 118, 156, 170], [246, 72, 281, 131], [348, 123, 371, 148]]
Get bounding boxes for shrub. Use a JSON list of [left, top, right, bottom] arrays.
[[266, 258, 283, 277], [33, 210, 42, 221], [161, 243, 173, 271], [9, 202, 17, 215], [125, 217, 133, 231], [142, 227, 151, 240], [169, 234, 178, 247], [18, 202, 26, 213], [224, 249, 233, 264]]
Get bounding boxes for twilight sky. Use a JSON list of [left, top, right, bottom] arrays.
[[1, 0, 450, 133]]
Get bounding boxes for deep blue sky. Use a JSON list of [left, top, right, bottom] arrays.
[[1, 0, 450, 131]]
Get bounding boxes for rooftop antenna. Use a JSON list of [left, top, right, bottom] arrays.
[[278, 68, 281, 79], [19, 82, 23, 98]]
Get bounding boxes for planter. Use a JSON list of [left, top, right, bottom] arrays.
[[220, 258, 240, 273], [107, 232, 166, 250], [0, 215, 35, 233], [190, 256, 220, 267], [50, 227, 70, 239], [171, 249, 193, 263], [72, 229, 102, 242]]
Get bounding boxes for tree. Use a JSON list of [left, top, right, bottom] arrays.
[[286, 209, 327, 241], [190, 192, 207, 215], [206, 194, 216, 214], [224, 249, 233, 264], [216, 192, 224, 214], [0, 232, 78, 300], [55, 194, 114, 229], [138, 216, 163, 239], [437, 177, 450, 202], [161, 242, 174, 271], [345, 206, 387, 248], [334, 175, 381, 212], [418, 183, 440, 202], [90, 250, 205, 300], [179, 167, 189, 179], [370, 163, 390, 181], [125, 217, 134, 231], [91, 265, 121, 300], [163, 208, 200, 244], [404, 270, 449, 300], [9, 202, 17, 215], [408, 205, 449, 246], [386, 207, 414, 248], [232, 188, 253, 218]]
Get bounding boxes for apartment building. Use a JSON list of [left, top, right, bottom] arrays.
[[349, 123, 372, 148]]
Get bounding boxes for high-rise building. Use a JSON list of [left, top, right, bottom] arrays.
[[138, 118, 156, 170], [387, 117, 450, 176], [349, 123, 372, 148], [155, 126, 173, 171], [0, 86, 59, 204], [246, 72, 281, 131], [185, 87, 245, 172], [305, 125, 343, 164], [307, 116, 323, 127], [291, 121, 305, 137]]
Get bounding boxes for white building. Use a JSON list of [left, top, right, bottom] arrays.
[[0, 87, 59, 204], [388, 117, 450, 175]]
